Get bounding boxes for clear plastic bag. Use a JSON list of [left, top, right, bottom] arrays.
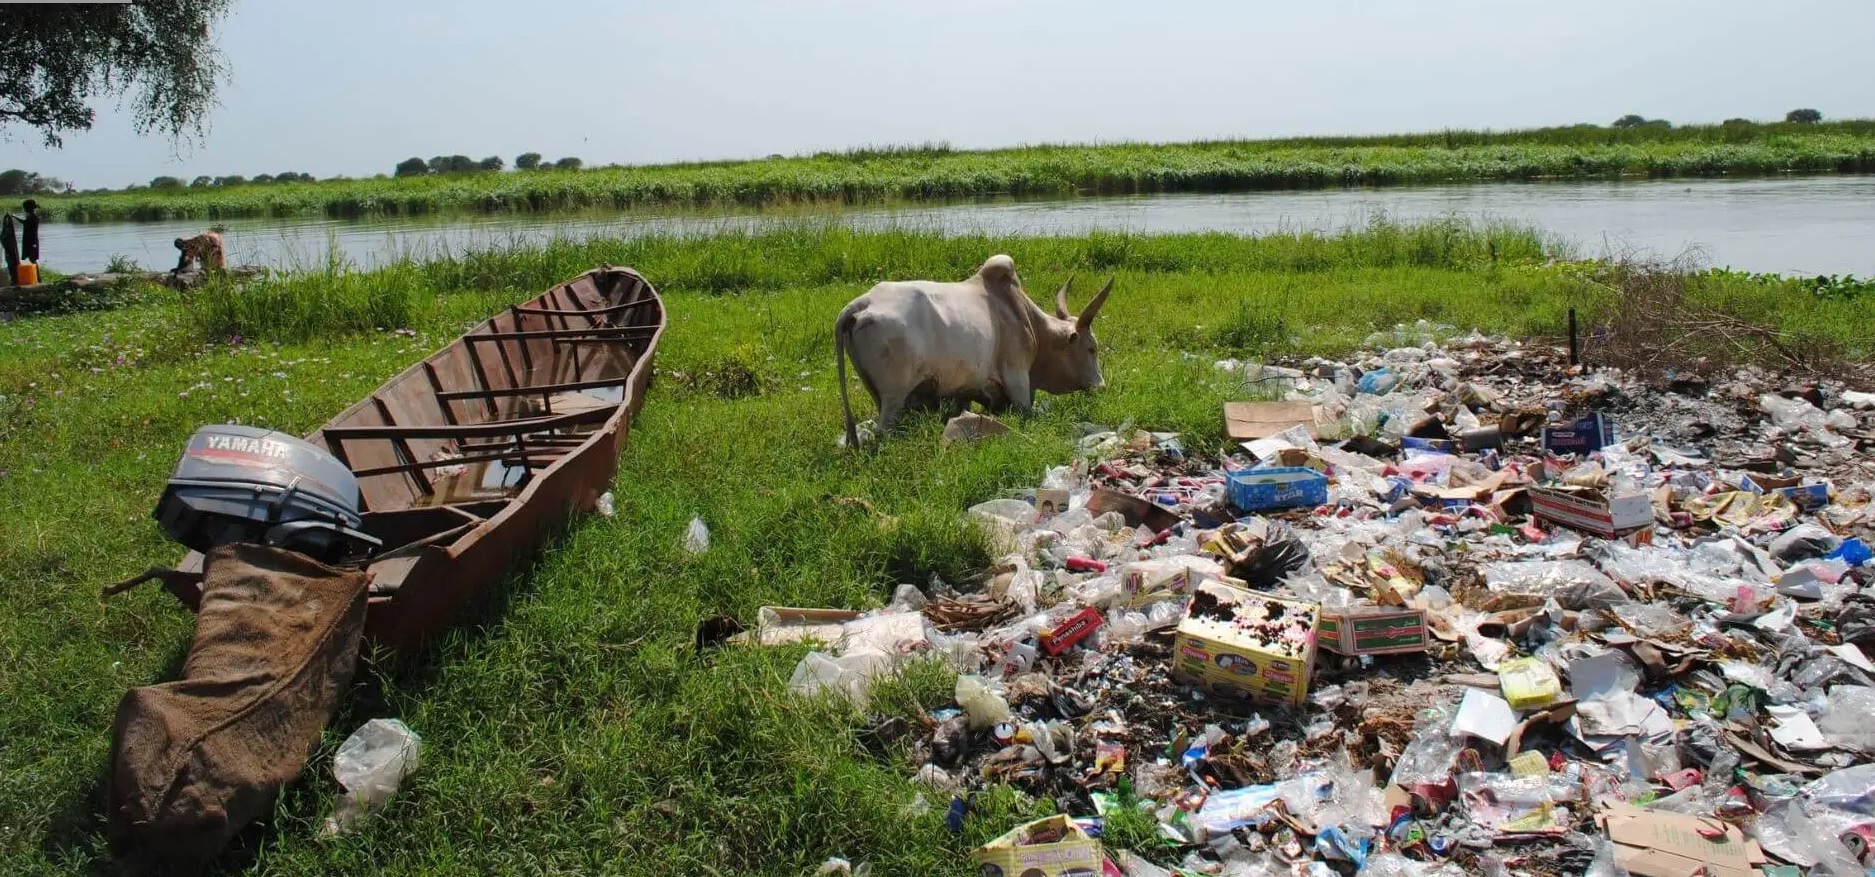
[[1819, 686, 1875, 753], [683, 516, 711, 554], [324, 718, 422, 835]]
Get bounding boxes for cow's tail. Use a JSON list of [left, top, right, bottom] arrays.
[[835, 304, 860, 450]]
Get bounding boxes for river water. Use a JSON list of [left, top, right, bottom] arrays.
[[37, 175, 1875, 278]]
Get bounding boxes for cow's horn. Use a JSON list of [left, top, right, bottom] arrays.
[[1054, 274, 1075, 319], [1076, 277, 1115, 329]]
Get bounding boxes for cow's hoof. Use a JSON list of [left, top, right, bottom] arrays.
[[837, 422, 878, 449]]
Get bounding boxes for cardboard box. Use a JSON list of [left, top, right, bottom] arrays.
[[1541, 412, 1615, 455], [1034, 488, 1072, 521], [1740, 473, 1830, 512], [1085, 486, 1182, 532], [1595, 803, 1765, 877], [1224, 401, 1320, 443], [1040, 606, 1105, 655], [1173, 581, 1319, 705], [1318, 607, 1430, 656], [971, 815, 1103, 877], [1529, 485, 1652, 538], [1226, 467, 1330, 512]]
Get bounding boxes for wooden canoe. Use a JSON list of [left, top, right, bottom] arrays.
[[167, 265, 666, 651]]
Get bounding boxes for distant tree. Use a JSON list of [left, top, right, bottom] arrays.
[[394, 156, 429, 178], [0, 2, 234, 147], [552, 156, 582, 170], [252, 173, 274, 184], [190, 175, 212, 187], [1722, 118, 1754, 126], [212, 175, 246, 187], [1786, 108, 1823, 124], [0, 169, 48, 195], [515, 151, 542, 170], [478, 155, 504, 172], [427, 155, 476, 175], [150, 175, 184, 190], [1611, 114, 1671, 130]]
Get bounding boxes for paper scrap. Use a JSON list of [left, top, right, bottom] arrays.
[[1766, 705, 1830, 751], [1451, 688, 1519, 746]]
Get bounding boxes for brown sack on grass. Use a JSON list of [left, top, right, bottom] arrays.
[[106, 543, 369, 866]]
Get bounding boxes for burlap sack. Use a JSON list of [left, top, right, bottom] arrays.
[[106, 543, 369, 864]]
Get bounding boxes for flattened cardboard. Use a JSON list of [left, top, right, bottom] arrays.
[[1596, 803, 1764, 877], [1224, 401, 1320, 443]]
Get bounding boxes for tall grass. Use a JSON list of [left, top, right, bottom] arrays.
[[38, 121, 1875, 222], [183, 219, 1558, 342]]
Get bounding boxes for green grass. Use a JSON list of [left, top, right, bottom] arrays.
[[2, 224, 1870, 875], [35, 120, 1875, 222]]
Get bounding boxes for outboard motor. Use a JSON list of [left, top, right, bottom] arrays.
[[105, 425, 380, 866], [154, 424, 379, 563]]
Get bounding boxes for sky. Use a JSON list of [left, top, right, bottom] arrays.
[[5, 0, 1874, 189]]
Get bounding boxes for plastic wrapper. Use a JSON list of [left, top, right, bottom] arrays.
[[1389, 695, 1462, 787], [1819, 686, 1875, 753], [1481, 560, 1628, 610], [952, 674, 1012, 732], [1761, 393, 1829, 431], [788, 651, 892, 708], [1752, 798, 1867, 875], [683, 516, 711, 554], [325, 718, 422, 835], [886, 584, 928, 613], [1772, 524, 1842, 564]]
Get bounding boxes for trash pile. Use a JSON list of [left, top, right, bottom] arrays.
[[767, 323, 1875, 877]]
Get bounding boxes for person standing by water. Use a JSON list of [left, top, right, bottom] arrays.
[[1, 200, 36, 285], [172, 229, 226, 274], [20, 200, 39, 268]]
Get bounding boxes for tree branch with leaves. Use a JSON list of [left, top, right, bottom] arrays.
[[0, 1, 234, 147]]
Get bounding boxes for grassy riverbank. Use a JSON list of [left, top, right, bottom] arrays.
[[35, 120, 1875, 222], [3, 223, 1869, 875]]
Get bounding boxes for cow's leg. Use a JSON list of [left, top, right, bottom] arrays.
[[1002, 370, 1034, 415], [874, 377, 921, 435]]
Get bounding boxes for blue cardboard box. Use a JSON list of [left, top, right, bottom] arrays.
[[1227, 466, 1330, 512], [1541, 413, 1615, 455]]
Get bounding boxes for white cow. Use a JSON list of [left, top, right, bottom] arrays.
[[834, 254, 1114, 447]]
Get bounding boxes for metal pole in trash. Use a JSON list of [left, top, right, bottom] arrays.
[[1568, 308, 1579, 367]]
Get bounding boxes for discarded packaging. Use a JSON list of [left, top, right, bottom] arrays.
[[1223, 401, 1319, 442], [1596, 802, 1765, 877], [1317, 607, 1429, 656], [1172, 581, 1319, 705], [325, 718, 421, 835], [1226, 466, 1329, 512], [971, 814, 1102, 877], [1497, 656, 1562, 710], [1529, 485, 1653, 538], [1540, 412, 1614, 454]]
